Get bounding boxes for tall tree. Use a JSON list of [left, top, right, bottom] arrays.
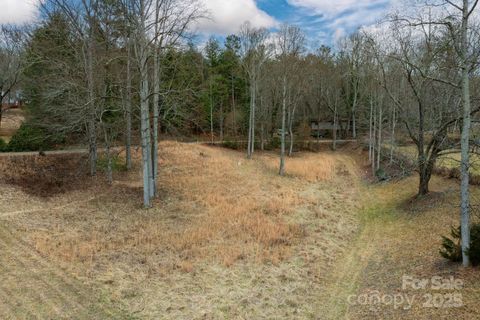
[[0, 26, 26, 128], [276, 24, 305, 175], [239, 22, 271, 159]]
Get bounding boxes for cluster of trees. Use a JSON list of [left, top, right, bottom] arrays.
[[1, 0, 479, 265], [20, 0, 202, 208], [0, 26, 25, 125]]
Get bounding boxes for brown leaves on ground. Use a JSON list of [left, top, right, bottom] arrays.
[[0, 154, 91, 197]]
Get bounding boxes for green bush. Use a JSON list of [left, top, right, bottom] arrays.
[[0, 138, 7, 152], [97, 154, 127, 173], [269, 136, 281, 150], [440, 224, 480, 266], [222, 139, 240, 150], [7, 123, 63, 152], [375, 167, 388, 181]]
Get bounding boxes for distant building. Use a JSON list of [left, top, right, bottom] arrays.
[[310, 119, 351, 138]]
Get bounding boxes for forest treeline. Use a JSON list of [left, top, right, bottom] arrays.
[[1, 0, 479, 265]]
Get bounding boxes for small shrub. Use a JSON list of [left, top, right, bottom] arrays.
[[97, 154, 127, 172], [440, 226, 462, 262], [7, 123, 63, 152], [440, 223, 480, 266], [222, 139, 239, 150], [269, 136, 281, 149], [375, 167, 388, 181], [0, 138, 7, 152], [469, 224, 480, 265]]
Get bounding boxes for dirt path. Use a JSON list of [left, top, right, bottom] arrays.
[[0, 139, 357, 157], [320, 223, 380, 319]]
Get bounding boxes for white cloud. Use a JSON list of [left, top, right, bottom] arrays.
[[287, 0, 390, 16], [0, 0, 40, 25], [195, 0, 278, 35], [287, 0, 394, 43]]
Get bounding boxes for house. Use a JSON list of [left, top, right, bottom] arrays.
[[310, 119, 351, 138]]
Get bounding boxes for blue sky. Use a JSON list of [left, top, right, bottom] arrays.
[[260, 0, 393, 45], [2, 0, 395, 47], [194, 0, 395, 47]]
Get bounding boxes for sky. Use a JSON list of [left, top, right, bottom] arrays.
[[1, 0, 396, 46]]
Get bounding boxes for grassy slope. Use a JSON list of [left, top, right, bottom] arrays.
[[1, 142, 480, 319], [343, 175, 480, 319], [0, 142, 362, 319]]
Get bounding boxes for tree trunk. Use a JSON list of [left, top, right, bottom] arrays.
[[152, 41, 160, 197], [210, 78, 214, 144], [377, 101, 383, 170], [247, 80, 254, 158], [352, 89, 358, 139], [137, 7, 152, 207], [140, 60, 151, 207], [232, 74, 236, 138], [369, 96, 374, 163], [279, 75, 287, 175], [460, 0, 471, 267], [103, 127, 113, 185], [332, 100, 338, 151], [418, 166, 430, 196], [220, 103, 224, 141], [372, 98, 376, 173], [288, 104, 296, 157], [390, 103, 396, 164], [0, 95, 4, 128], [251, 80, 256, 155], [87, 38, 97, 177], [125, 39, 132, 170], [260, 122, 265, 151]]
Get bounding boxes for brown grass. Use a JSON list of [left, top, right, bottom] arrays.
[[260, 152, 338, 182], [0, 154, 91, 197], [343, 175, 480, 319], [2, 142, 479, 319], [0, 141, 361, 318], [24, 143, 346, 266]]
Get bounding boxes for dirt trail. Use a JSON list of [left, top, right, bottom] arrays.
[[320, 223, 380, 319]]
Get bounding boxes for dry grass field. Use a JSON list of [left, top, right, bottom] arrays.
[[0, 142, 361, 319], [1, 141, 480, 319]]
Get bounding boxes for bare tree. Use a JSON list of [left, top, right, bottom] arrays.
[[40, 0, 104, 176], [432, 0, 480, 267], [0, 26, 25, 128], [276, 24, 305, 175], [340, 33, 366, 139], [127, 0, 200, 206], [239, 22, 271, 159], [385, 0, 480, 265]]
